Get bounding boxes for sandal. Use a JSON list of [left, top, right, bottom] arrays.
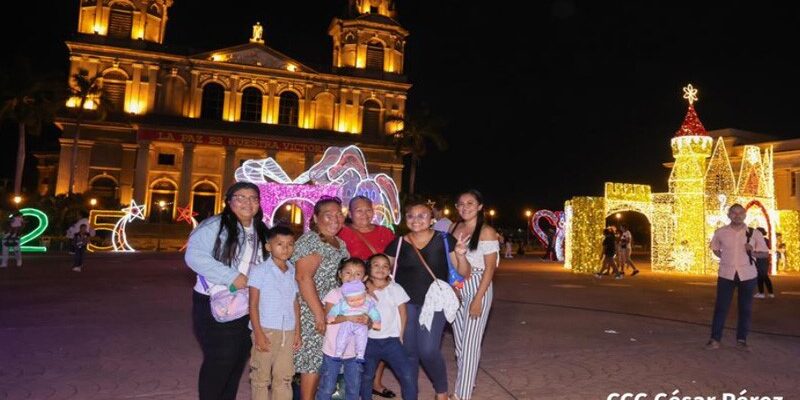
[[372, 388, 397, 398]]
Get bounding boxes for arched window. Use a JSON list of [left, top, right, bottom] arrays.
[[365, 41, 384, 71], [362, 100, 381, 135], [200, 83, 225, 120], [192, 182, 218, 221], [278, 92, 299, 126], [102, 70, 127, 112], [108, 2, 134, 39], [149, 179, 177, 222], [240, 87, 263, 122], [147, 3, 161, 17], [89, 176, 118, 202]]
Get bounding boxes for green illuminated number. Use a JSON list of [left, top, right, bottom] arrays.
[[19, 208, 49, 253]]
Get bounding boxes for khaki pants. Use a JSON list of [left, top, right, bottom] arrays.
[[250, 329, 295, 400]]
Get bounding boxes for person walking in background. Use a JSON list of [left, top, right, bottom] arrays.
[[618, 225, 639, 276], [753, 227, 775, 299], [71, 224, 93, 272], [432, 203, 453, 233], [1, 212, 25, 268], [706, 204, 769, 351], [595, 228, 619, 279]]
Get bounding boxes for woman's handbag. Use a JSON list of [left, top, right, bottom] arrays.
[[198, 235, 259, 323]]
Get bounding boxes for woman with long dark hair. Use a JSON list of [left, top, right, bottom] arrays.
[[186, 181, 269, 400], [449, 189, 499, 400], [291, 196, 349, 400]]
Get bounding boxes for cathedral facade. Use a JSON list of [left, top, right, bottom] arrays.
[[51, 0, 409, 221]]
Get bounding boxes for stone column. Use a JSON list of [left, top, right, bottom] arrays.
[[74, 140, 94, 194], [133, 140, 152, 205], [222, 146, 237, 190], [55, 138, 74, 195], [119, 144, 138, 204], [178, 143, 195, 206]]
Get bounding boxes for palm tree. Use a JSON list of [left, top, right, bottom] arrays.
[[67, 69, 107, 195], [390, 109, 447, 195], [0, 59, 60, 196]]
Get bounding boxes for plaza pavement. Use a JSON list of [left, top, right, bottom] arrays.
[[1, 253, 798, 400]]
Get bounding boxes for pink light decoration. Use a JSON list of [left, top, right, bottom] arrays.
[[531, 210, 566, 261], [258, 183, 339, 230]]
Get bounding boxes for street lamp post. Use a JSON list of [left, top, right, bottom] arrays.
[[524, 209, 532, 247], [157, 200, 167, 251], [489, 209, 496, 226]]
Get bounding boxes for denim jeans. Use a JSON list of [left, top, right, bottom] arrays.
[[316, 354, 362, 400], [73, 246, 85, 267], [361, 337, 416, 400], [710, 274, 757, 342], [755, 259, 774, 294], [403, 304, 448, 394]]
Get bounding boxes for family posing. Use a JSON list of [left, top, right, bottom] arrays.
[[186, 182, 499, 400]]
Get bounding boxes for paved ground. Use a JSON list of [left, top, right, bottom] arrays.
[[1, 253, 799, 400]]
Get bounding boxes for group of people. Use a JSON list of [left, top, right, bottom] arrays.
[[596, 224, 640, 279], [1, 212, 94, 271], [185, 182, 500, 400]]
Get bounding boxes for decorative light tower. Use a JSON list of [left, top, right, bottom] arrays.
[[669, 84, 714, 273]]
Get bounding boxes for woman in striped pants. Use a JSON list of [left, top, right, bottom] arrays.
[[450, 189, 499, 400]]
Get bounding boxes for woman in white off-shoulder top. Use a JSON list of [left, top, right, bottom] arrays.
[[449, 189, 499, 400]]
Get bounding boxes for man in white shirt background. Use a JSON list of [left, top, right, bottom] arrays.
[[432, 203, 452, 233], [706, 204, 769, 351]]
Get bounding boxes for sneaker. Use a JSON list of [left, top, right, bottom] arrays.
[[614, 274, 623, 280], [753, 293, 765, 299], [736, 340, 752, 352], [631, 269, 640, 276], [594, 273, 603, 279], [704, 339, 720, 350], [768, 293, 775, 298], [72, 267, 82, 272]]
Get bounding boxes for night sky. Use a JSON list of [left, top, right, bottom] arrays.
[[4, 1, 800, 228]]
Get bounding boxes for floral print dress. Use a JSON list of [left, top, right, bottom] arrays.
[[291, 231, 349, 373]]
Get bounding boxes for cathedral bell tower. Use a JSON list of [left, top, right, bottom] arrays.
[[328, 0, 409, 74], [77, 0, 173, 44]]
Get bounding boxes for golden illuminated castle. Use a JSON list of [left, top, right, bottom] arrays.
[[564, 85, 800, 274], [47, 0, 409, 221]]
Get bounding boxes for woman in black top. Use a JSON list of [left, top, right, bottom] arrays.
[[385, 199, 469, 400]]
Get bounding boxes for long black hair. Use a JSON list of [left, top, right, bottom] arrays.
[[213, 182, 268, 266], [457, 189, 486, 251]]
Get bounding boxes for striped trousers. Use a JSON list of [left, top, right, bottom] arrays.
[[452, 270, 493, 399]]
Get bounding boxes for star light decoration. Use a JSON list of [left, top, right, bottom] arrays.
[[88, 200, 146, 252], [235, 145, 401, 230], [176, 205, 199, 252], [176, 205, 199, 225], [683, 84, 698, 105]]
